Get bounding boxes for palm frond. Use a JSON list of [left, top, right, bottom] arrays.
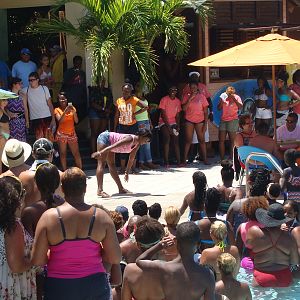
[[182, 0, 214, 25]]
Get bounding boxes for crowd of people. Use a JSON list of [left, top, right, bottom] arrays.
[[1, 46, 300, 299], [0, 131, 299, 299]]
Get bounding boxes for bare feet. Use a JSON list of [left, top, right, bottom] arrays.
[[119, 188, 132, 194], [97, 190, 111, 198]]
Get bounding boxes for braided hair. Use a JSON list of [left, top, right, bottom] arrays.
[[35, 163, 60, 208], [193, 171, 207, 207], [249, 168, 270, 196]]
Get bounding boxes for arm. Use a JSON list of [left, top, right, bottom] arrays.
[[136, 100, 148, 109], [31, 213, 49, 266], [46, 97, 55, 126], [125, 146, 140, 180], [280, 169, 288, 191], [217, 97, 224, 110], [227, 221, 236, 246], [21, 91, 30, 128], [235, 225, 244, 257], [291, 228, 300, 257], [114, 107, 120, 132], [203, 270, 216, 300], [109, 264, 122, 287], [234, 133, 243, 148], [122, 266, 134, 300], [5, 222, 31, 273], [182, 94, 195, 111], [101, 213, 122, 265], [179, 196, 188, 215], [21, 206, 35, 237], [289, 233, 300, 266], [203, 107, 208, 129], [232, 95, 243, 109]]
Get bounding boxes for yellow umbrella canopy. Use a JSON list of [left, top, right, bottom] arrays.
[[189, 33, 300, 140], [189, 33, 300, 67]]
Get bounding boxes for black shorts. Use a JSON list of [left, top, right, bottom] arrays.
[[44, 273, 111, 300]]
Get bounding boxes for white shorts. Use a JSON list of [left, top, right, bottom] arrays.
[[255, 107, 272, 119], [276, 110, 289, 127], [192, 124, 209, 144]]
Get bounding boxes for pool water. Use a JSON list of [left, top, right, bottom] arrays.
[[237, 268, 300, 299]]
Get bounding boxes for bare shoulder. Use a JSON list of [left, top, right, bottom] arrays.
[[230, 245, 240, 256]]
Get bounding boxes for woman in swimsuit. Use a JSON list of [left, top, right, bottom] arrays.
[[280, 149, 300, 203], [235, 196, 268, 270], [254, 76, 272, 129], [217, 160, 243, 213], [197, 188, 235, 251], [246, 203, 298, 287], [179, 171, 207, 221], [37, 54, 54, 90], [276, 71, 300, 127], [200, 221, 240, 281], [31, 167, 121, 300], [92, 129, 152, 198]]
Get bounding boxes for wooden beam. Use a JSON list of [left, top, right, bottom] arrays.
[[0, 0, 55, 9]]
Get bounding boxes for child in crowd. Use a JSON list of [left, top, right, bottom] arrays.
[[148, 203, 162, 220]]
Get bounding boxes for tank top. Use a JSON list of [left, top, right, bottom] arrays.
[[109, 132, 138, 153], [47, 207, 105, 279]]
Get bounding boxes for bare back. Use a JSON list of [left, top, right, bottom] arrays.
[[246, 226, 299, 271], [216, 278, 252, 300], [123, 258, 215, 300]]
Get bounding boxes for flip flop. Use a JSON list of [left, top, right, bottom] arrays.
[[119, 189, 133, 194], [97, 191, 111, 198]]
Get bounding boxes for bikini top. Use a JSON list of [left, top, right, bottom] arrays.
[[0, 112, 9, 123], [254, 92, 268, 101], [279, 94, 291, 102]]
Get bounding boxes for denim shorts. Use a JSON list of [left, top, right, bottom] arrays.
[[97, 130, 110, 146]]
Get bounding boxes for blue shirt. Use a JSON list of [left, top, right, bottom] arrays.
[[0, 61, 11, 89], [12, 60, 37, 87]]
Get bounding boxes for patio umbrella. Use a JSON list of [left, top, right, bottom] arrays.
[[0, 89, 18, 99], [189, 33, 300, 139]]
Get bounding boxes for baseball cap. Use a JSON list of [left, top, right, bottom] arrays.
[[115, 206, 129, 222], [33, 138, 53, 155], [20, 48, 32, 55]]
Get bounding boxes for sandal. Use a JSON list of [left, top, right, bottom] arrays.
[[97, 191, 111, 198]]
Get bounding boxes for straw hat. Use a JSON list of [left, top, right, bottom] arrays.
[[2, 139, 32, 168]]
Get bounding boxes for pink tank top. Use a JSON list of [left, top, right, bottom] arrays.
[[47, 207, 106, 279], [240, 220, 264, 247], [109, 132, 137, 153]]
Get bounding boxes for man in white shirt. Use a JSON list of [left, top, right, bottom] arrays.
[[12, 48, 37, 87], [22, 72, 55, 139], [277, 112, 300, 152]]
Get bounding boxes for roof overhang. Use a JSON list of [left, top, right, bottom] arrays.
[[0, 0, 55, 9]]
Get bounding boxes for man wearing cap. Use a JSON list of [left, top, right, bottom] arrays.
[[246, 203, 299, 287], [19, 138, 63, 206], [1, 139, 31, 177], [12, 48, 37, 87]]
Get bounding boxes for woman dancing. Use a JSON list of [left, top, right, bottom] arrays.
[[92, 129, 152, 197]]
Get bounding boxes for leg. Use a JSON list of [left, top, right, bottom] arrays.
[[90, 119, 102, 153], [219, 130, 227, 161], [195, 122, 209, 164], [160, 125, 171, 165], [228, 131, 237, 159], [57, 141, 68, 171], [183, 122, 194, 164], [99, 118, 108, 134], [68, 140, 82, 169], [171, 135, 181, 165], [95, 144, 109, 197], [107, 152, 130, 193]]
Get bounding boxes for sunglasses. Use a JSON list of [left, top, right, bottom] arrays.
[[286, 119, 296, 124], [29, 78, 37, 82]]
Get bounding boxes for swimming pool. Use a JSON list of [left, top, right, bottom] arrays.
[[237, 268, 300, 299]]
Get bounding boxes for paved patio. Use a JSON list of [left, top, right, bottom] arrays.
[[84, 160, 238, 221]]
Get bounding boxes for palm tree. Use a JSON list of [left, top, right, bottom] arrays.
[[30, 0, 213, 89]]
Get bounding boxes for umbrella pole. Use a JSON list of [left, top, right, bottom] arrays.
[[272, 65, 277, 142]]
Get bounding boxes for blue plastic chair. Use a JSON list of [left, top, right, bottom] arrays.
[[237, 146, 282, 185]]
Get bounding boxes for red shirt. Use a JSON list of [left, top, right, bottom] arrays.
[[159, 96, 182, 125], [182, 93, 209, 123], [219, 92, 242, 121]]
